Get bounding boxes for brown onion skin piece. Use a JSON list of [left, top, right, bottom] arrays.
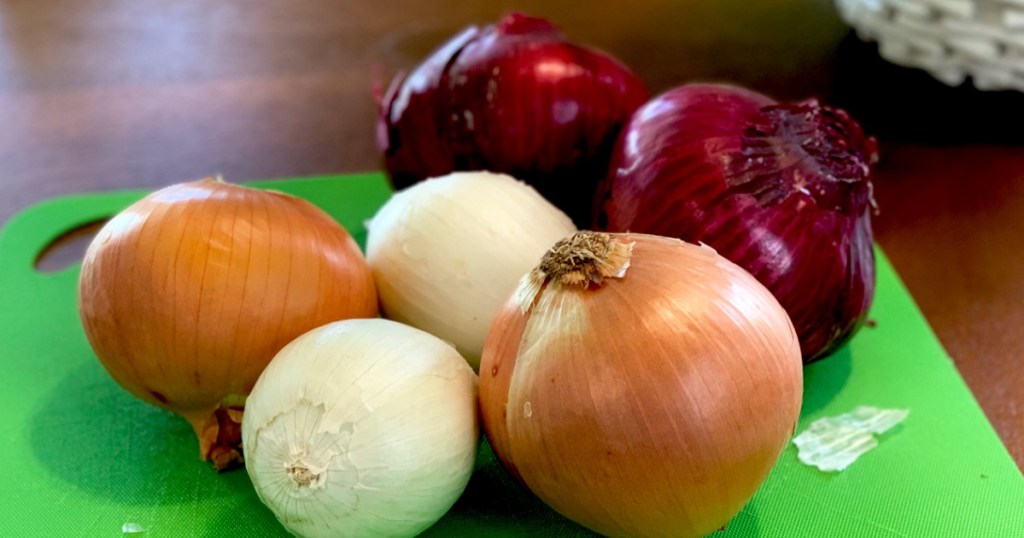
[[480, 233, 803, 538], [596, 84, 878, 362], [78, 179, 378, 468], [378, 12, 649, 226]]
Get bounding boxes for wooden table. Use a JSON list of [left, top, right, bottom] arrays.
[[2, 0, 1021, 469]]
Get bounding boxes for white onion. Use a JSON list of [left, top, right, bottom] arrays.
[[242, 319, 478, 538], [366, 171, 577, 369]]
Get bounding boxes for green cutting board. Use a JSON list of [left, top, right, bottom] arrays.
[[1, 173, 1021, 537]]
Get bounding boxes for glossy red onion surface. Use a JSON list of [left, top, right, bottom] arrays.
[[377, 12, 649, 225], [596, 84, 878, 362]]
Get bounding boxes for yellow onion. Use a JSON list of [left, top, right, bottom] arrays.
[[479, 231, 803, 538], [78, 178, 378, 469]]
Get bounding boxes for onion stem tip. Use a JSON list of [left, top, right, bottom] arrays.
[[518, 231, 633, 313]]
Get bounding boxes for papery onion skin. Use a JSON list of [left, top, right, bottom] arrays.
[[480, 232, 803, 538], [78, 178, 378, 469], [366, 171, 576, 369], [597, 83, 878, 362], [242, 319, 478, 538], [377, 12, 650, 225]]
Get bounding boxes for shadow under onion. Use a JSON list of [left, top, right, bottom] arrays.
[[29, 362, 240, 505], [801, 345, 854, 416], [421, 438, 599, 537]]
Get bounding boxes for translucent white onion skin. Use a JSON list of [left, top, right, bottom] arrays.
[[242, 319, 479, 538], [366, 171, 576, 369], [480, 232, 803, 538]]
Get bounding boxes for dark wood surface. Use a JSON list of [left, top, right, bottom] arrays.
[[1, 1, 1021, 469]]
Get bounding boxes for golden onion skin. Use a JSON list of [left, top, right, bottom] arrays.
[[480, 232, 802, 538], [78, 178, 378, 468]]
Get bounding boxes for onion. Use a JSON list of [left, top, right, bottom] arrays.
[[597, 83, 879, 362], [480, 231, 803, 538], [242, 318, 478, 538], [377, 12, 649, 225], [78, 178, 378, 469], [366, 171, 576, 369]]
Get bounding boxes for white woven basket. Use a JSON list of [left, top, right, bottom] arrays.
[[837, 0, 1024, 91]]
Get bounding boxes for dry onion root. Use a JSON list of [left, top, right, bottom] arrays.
[[480, 231, 803, 538], [78, 177, 378, 469]]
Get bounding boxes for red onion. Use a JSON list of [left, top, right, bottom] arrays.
[[377, 12, 649, 225], [596, 84, 878, 362]]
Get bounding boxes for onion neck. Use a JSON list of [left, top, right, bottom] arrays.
[[496, 12, 561, 36], [517, 231, 633, 313], [184, 405, 245, 472]]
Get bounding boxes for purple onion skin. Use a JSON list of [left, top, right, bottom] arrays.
[[597, 84, 879, 363], [378, 13, 650, 226]]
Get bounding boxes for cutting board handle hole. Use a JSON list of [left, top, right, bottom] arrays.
[[34, 218, 109, 273]]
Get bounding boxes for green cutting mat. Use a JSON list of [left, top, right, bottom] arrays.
[[1, 173, 1021, 537]]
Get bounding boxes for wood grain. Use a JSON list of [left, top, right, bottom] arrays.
[[1, 0, 1020, 468]]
